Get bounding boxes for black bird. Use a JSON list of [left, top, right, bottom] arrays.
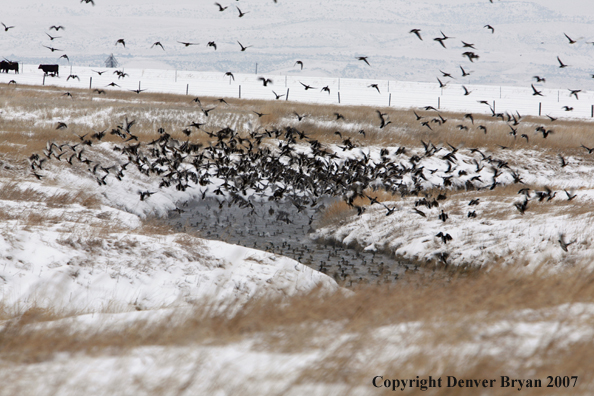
[[569, 89, 581, 99], [46, 33, 61, 40], [43, 45, 62, 52], [214, 2, 228, 11], [462, 86, 472, 95], [272, 90, 285, 100], [207, 41, 217, 50], [564, 33, 577, 44], [258, 77, 272, 86], [236, 6, 249, 17], [562, 106, 573, 111], [462, 51, 479, 62], [60, 54, 69, 61], [139, 191, 156, 201], [460, 66, 471, 77], [1, 23, 14, 31], [334, 112, 345, 120], [461, 41, 475, 49], [178, 41, 199, 47], [253, 111, 268, 118], [56, 122, 68, 129], [92, 70, 107, 75], [50, 25, 65, 31], [484, 24, 495, 34], [224, 72, 235, 80], [533, 76, 546, 83], [130, 88, 146, 94], [369, 84, 380, 93], [580, 144, 594, 154], [66, 74, 79, 81], [106, 82, 120, 87], [437, 78, 448, 88], [564, 190, 577, 201], [294, 60, 304, 70], [436, 232, 452, 244], [409, 29, 422, 40], [237, 41, 252, 51], [151, 42, 165, 50], [80, 0, 95, 5], [531, 84, 543, 96], [300, 82, 316, 90], [356, 56, 370, 66], [438, 210, 448, 222], [321, 86, 330, 94], [557, 56, 568, 68], [293, 112, 307, 121], [558, 154, 568, 167], [115, 39, 126, 47]]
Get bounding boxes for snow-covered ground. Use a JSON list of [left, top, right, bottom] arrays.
[[3, 64, 594, 119]]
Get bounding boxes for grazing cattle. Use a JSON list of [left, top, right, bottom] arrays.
[[0, 61, 18, 73], [38, 64, 59, 77]]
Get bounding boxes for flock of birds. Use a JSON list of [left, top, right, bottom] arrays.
[[10, 0, 593, 267]]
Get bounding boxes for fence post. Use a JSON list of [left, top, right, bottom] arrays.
[[43, 74, 45, 86], [186, 84, 189, 95], [89, 76, 92, 89], [438, 96, 440, 109], [239, 85, 241, 99], [389, 93, 392, 107], [539, 102, 541, 116], [338, 92, 341, 104], [591, 105, 593, 118], [286, 88, 289, 101], [493, 100, 496, 113]]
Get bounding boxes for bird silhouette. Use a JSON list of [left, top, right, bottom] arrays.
[[557, 56, 568, 68], [533, 76, 546, 83], [115, 39, 126, 47], [207, 41, 217, 50], [178, 41, 198, 47], [258, 77, 272, 86], [236, 6, 249, 17], [321, 86, 330, 94], [43, 45, 62, 52], [1, 23, 14, 31], [300, 82, 316, 90], [294, 60, 304, 70], [568, 89, 581, 99], [151, 42, 165, 50], [409, 29, 422, 40], [49, 25, 65, 31], [564, 33, 577, 44], [272, 90, 285, 100], [46, 33, 61, 41], [356, 56, 370, 66], [237, 41, 252, 51], [484, 24, 494, 34], [215, 2, 228, 11], [531, 84, 543, 96], [369, 84, 381, 93], [224, 71, 235, 80], [80, 0, 95, 5]]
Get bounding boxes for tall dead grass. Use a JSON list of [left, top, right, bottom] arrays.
[[1, 265, 594, 392]]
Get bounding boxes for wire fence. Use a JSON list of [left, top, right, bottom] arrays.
[[1, 64, 593, 120]]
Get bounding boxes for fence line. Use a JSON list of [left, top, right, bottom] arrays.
[[2, 64, 594, 120]]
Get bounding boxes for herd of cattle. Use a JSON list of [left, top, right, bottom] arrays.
[[0, 61, 60, 76]]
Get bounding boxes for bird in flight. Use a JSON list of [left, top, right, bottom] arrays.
[[207, 41, 217, 50], [80, 0, 95, 5], [564, 33, 577, 44], [115, 39, 126, 47], [224, 71, 235, 80], [460, 66, 471, 77], [215, 2, 228, 11], [484, 25, 495, 34], [151, 42, 165, 50], [43, 45, 62, 52], [258, 77, 272, 86], [321, 86, 330, 94], [357, 56, 370, 66], [409, 29, 422, 41], [462, 86, 472, 95], [300, 82, 316, 90], [46, 33, 61, 40], [237, 41, 252, 51], [50, 25, 65, 31], [461, 41, 475, 49], [557, 56, 568, 68], [569, 89, 581, 99], [92, 70, 107, 75], [236, 6, 249, 17], [1, 23, 14, 32], [369, 84, 380, 93], [130, 88, 146, 94], [272, 90, 285, 100], [60, 54, 69, 61], [533, 76, 546, 82], [294, 60, 304, 70], [178, 41, 198, 47], [531, 84, 543, 96]]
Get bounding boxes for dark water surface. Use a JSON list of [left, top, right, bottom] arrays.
[[166, 197, 420, 286]]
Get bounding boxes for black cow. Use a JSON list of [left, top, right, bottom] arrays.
[[39, 64, 59, 77], [0, 61, 18, 74]]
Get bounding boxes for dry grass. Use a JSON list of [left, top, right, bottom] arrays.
[[1, 266, 594, 392], [2, 83, 593, 162]]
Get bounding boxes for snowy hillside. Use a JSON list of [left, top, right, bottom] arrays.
[[1, 0, 594, 89]]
